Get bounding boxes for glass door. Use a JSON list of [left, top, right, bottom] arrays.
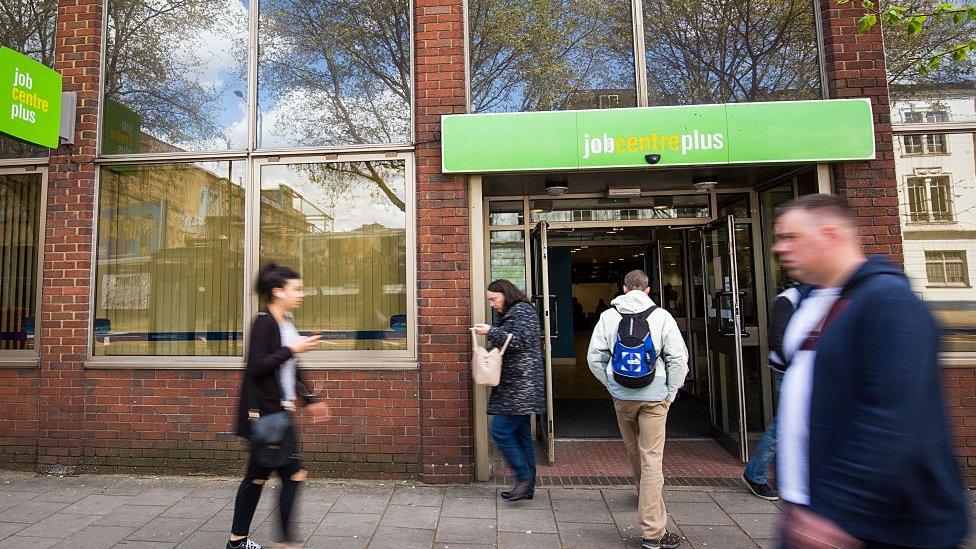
[[530, 221, 555, 463], [702, 216, 749, 461]]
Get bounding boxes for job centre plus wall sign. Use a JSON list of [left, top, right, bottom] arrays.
[[0, 47, 63, 148], [441, 99, 876, 173]]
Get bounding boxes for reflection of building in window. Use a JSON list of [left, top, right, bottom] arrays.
[[925, 251, 969, 287], [906, 174, 953, 223]]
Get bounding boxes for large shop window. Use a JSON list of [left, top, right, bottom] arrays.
[[257, 0, 411, 148], [93, 162, 246, 356], [1, 0, 57, 159], [467, 0, 637, 112], [258, 159, 410, 352], [641, 0, 821, 105], [0, 172, 42, 352], [101, 0, 248, 153]]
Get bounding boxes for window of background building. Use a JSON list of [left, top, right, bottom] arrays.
[[925, 250, 969, 287], [0, 171, 43, 352], [467, 0, 637, 112], [903, 134, 948, 155], [0, 0, 57, 159], [258, 159, 410, 352], [92, 162, 245, 356], [906, 174, 954, 222]]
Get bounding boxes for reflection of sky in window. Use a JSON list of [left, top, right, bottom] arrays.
[[261, 164, 405, 232]]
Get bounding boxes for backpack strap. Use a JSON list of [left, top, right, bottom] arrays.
[[498, 333, 514, 355]]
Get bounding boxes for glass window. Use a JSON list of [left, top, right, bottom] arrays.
[[902, 134, 947, 155], [906, 175, 953, 223], [642, 0, 820, 105], [101, 0, 249, 154], [530, 195, 710, 223], [257, 0, 411, 148], [93, 162, 246, 356], [0, 172, 42, 351], [467, 0, 636, 112], [0, 0, 57, 159], [925, 251, 969, 287], [488, 200, 524, 226], [259, 159, 409, 351], [489, 230, 526, 290]]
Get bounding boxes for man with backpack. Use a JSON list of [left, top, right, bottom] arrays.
[[587, 269, 689, 549]]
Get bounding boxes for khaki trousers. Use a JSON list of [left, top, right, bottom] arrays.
[[613, 399, 670, 539]]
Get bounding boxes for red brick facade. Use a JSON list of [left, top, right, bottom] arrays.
[[819, 3, 903, 263], [0, 0, 971, 487]]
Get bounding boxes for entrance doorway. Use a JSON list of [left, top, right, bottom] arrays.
[[479, 166, 822, 473]]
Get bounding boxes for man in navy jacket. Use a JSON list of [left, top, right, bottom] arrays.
[[772, 194, 967, 548]]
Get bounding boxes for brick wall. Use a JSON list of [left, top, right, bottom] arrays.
[[76, 370, 421, 477], [414, 0, 472, 484], [819, 3, 903, 263], [944, 368, 976, 486], [0, 369, 39, 469], [36, 0, 103, 472]]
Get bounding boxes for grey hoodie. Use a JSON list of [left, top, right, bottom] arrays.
[[586, 290, 689, 402]]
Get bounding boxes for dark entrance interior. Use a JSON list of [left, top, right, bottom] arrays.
[[547, 227, 711, 440]]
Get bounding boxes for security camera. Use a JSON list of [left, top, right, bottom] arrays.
[[644, 154, 661, 165]]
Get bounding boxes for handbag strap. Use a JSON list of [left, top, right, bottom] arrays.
[[498, 333, 514, 355], [470, 329, 514, 355]]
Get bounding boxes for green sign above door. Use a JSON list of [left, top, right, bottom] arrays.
[[0, 47, 63, 148], [441, 99, 875, 173]]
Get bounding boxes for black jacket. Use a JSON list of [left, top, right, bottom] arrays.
[[235, 312, 315, 438]]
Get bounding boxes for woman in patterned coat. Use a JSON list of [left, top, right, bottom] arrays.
[[472, 279, 546, 502]]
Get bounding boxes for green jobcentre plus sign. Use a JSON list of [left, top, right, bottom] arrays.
[[441, 99, 875, 173], [0, 47, 62, 148]]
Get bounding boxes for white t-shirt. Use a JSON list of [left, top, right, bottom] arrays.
[[777, 287, 841, 505], [277, 317, 299, 404]]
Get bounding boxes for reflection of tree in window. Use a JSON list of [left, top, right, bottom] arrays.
[[257, 0, 411, 147], [643, 0, 820, 105], [103, 0, 242, 151], [468, 0, 636, 112]]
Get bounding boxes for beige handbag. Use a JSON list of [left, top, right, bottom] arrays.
[[470, 329, 513, 386]]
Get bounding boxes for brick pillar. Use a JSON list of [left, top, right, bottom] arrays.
[[414, 0, 472, 483], [37, 0, 101, 471], [819, 4, 902, 262]]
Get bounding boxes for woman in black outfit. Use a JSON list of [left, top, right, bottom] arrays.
[[227, 263, 329, 549]]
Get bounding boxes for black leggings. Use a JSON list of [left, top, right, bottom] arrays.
[[231, 454, 304, 542]]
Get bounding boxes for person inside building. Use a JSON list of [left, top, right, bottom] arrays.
[[586, 269, 689, 549], [741, 283, 803, 501], [229, 263, 331, 549], [772, 194, 968, 548], [472, 279, 546, 502]]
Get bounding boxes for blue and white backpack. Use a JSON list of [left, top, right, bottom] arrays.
[[610, 305, 659, 389]]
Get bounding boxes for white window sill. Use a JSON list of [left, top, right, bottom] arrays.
[[83, 357, 419, 370]]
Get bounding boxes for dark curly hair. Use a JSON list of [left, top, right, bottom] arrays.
[[487, 279, 530, 314]]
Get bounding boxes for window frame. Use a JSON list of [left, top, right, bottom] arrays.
[[924, 250, 970, 288], [249, 152, 418, 365], [97, 0, 416, 159], [905, 173, 954, 224], [901, 133, 949, 156], [0, 164, 47, 368]]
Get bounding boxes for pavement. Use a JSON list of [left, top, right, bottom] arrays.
[[0, 470, 973, 548]]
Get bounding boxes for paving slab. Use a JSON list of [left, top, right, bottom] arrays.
[[93, 505, 169, 528], [15, 512, 100, 538], [379, 504, 440, 529], [317, 512, 382, 538], [666, 501, 736, 526], [391, 485, 444, 507], [557, 520, 630, 548], [126, 516, 205, 543], [0, 500, 70, 523], [442, 494, 496, 518], [304, 535, 370, 549], [59, 525, 134, 546], [498, 531, 561, 549], [552, 497, 614, 524], [0, 535, 60, 549], [368, 526, 436, 549], [679, 524, 760, 548], [730, 512, 779, 539], [497, 507, 558, 533], [710, 491, 780, 514], [332, 493, 391, 514], [435, 516, 497, 544]]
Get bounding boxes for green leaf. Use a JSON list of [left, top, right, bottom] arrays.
[[906, 16, 925, 35], [954, 11, 965, 24], [836, 0, 850, 5], [928, 55, 942, 70], [952, 47, 969, 62], [918, 64, 929, 77], [861, 0, 874, 9], [857, 13, 877, 34]]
